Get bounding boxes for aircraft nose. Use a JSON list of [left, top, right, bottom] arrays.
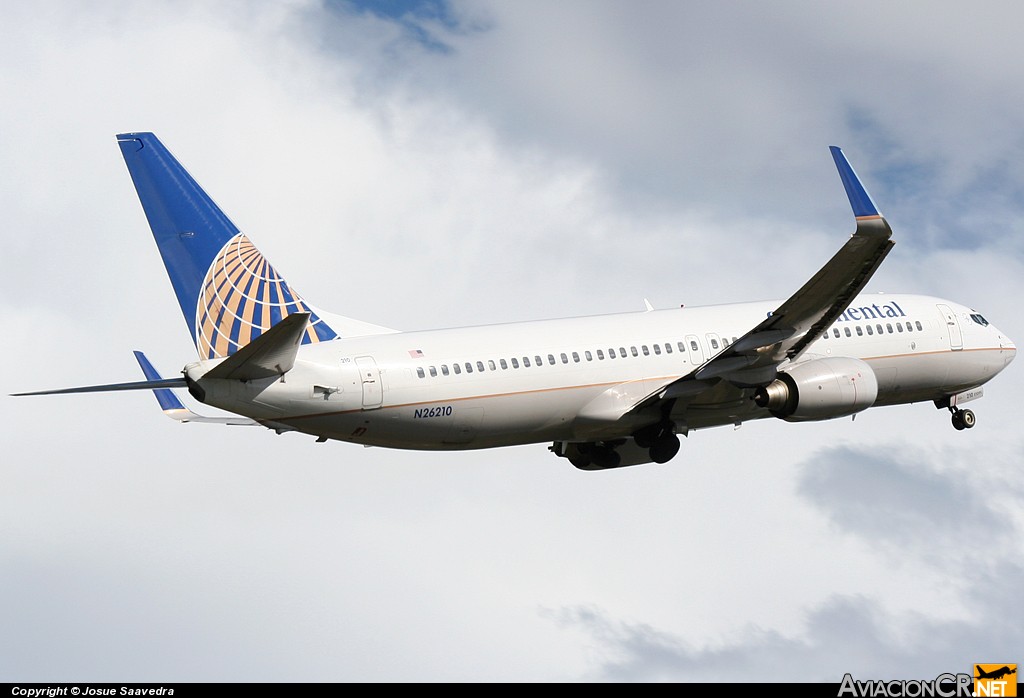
[[997, 329, 1015, 366]]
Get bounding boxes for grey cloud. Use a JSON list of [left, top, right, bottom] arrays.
[[319, 1, 1024, 249], [796, 445, 1015, 556], [547, 441, 1024, 681], [555, 563, 1024, 682]]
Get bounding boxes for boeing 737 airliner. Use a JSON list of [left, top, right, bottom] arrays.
[[14, 133, 1016, 469]]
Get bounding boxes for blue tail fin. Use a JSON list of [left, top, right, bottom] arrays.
[[116, 132, 338, 359]]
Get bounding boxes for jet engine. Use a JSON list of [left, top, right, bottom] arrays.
[[753, 357, 878, 422]]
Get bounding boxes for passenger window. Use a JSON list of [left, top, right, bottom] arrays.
[[690, 340, 699, 352], [511, 358, 519, 368], [500, 358, 508, 369], [895, 323, 902, 333], [488, 360, 496, 371], [441, 365, 450, 376], [833, 328, 840, 338], [597, 349, 605, 360], [665, 343, 673, 354], [631, 346, 639, 357], [465, 362, 473, 373], [710, 338, 720, 350], [915, 321, 923, 331], [585, 350, 593, 361], [856, 326, 863, 336], [722, 338, 730, 347], [560, 353, 568, 364], [477, 361, 485, 372], [652, 344, 661, 355], [416, 367, 425, 378], [454, 363, 462, 374], [535, 355, 543, 366], [866, 325, 873, 335], [678, 342, 686, 352], [876, 324, 883, 334], [547, 354, 555, 365], [429, 366, 437, 377], [572, 351, 580, 363], [885, 324, 892, 334], [619, 347, 626, 357], [523, 357, 531, 367], [844, 327, 852, 337]]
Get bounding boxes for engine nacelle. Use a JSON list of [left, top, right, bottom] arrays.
[[753, 357, 878, 422]]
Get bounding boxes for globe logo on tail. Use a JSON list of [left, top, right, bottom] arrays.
[[196, 233, 337, 359]]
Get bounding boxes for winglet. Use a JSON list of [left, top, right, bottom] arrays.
[[830, 146, 883, 219]]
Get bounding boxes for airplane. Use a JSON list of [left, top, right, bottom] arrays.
[[12, 133, 1017, 469], [975, 666, 1017, 681]]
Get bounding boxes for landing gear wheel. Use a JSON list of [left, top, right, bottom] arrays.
[[567, 452, 593, 469], [949, 406, 976, 431], [961, 409, 976, 429], [650, 434, 681, 464], [592, 446, 621, 469], [633, 422, 670, 449]]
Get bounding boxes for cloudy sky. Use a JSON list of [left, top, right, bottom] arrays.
[[2, 0, 1022, 683]]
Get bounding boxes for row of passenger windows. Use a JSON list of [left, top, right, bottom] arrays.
[[412, 319, 926, 380], [414, 337, 738, 379], [820, 320, 923, 339]]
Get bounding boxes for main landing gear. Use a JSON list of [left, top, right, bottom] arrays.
[[949, 406, 976, 431], [633, 422, 681, 464]]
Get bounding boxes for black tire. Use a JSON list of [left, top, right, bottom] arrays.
[[568, 452, 593, 469], [591, 447, 621, 469], [961, 409, 976, 429], [633, 424, 662, 448], [650, 434, 681, 464]]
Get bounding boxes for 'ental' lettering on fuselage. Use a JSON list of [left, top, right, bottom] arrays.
[[836, 302, 906, 322]]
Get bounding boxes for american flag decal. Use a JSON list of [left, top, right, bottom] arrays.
[[408, 349, 424, 358]]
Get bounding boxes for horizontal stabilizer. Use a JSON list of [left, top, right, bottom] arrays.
[[134, 350, 187, 411], [203, 312, 310, 381], [133, 351, 257, 425], [12, 377, 187, 397]]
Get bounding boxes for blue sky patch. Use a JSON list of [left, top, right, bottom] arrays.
[[332, 0, 459, 52]]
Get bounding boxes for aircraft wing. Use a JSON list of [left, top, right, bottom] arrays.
[[633, 146, 894, 414]]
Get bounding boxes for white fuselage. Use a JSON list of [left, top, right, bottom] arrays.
[[186, 293, 1015, 449]]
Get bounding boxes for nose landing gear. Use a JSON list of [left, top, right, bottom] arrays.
[[949, 406, 976, 431]]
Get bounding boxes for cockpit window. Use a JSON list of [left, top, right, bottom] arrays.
[[970, 313, 989, 327]]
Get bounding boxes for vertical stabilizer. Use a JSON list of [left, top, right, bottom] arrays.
[[116, 132, 339, 358]]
